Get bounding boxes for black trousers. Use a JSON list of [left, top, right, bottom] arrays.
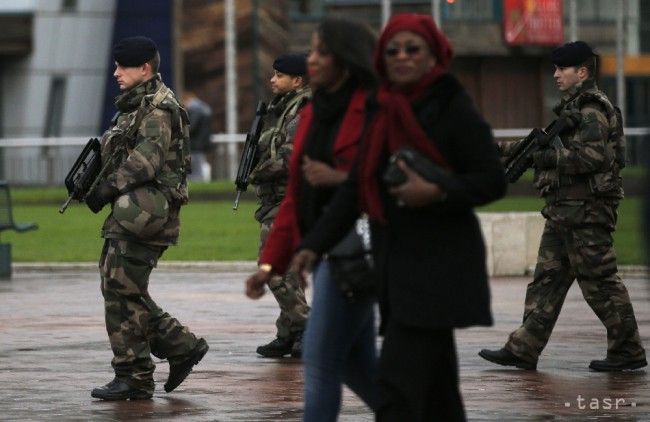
[[377, 321, 466, 422]]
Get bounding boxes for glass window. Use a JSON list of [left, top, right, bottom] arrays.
[[61, 0, 77, 12], [442, 0, 500, 22], [290, 0, 325, 19], [44, 76, 66, 137], [640, 0, 650, 53], [573, 0, 617, 22], [0, 65, 3, 138]]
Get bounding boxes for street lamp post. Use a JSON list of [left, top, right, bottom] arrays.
[[433, 0, 441, 26], [616, 0, 626, 120], [381, 0, 391, 27], [225, 0, 238, 180], [568, 0, 577, 41]]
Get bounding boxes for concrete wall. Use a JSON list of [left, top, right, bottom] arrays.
[[478, 212, 545, 276]]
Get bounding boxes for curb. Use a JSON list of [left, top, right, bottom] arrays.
[[523, 265, 649, 278], [11, 262, 648, 277], [13, 261, 258, 273]]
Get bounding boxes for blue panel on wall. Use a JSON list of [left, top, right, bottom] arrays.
[[100, 0, 174, 131]]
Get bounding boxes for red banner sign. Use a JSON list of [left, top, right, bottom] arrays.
[[503, 0, 564, 46]]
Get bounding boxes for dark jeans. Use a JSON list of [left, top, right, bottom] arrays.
[[377, 321, 466, 421], [302, 261, 378, 421]]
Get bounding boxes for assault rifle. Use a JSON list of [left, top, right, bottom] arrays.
[[233, 100, 267, 210], [59, 136, 128, 213], [59, 138, 102, 213], [503, 117, 570, 183]]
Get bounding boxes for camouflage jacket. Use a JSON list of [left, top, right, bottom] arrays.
[[502, 80, 624, 201], [249, 86, 311, 223], [99, 75, 191, 246], [500, 80, 624, 226]]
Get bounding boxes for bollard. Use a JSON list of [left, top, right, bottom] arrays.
[[0, 243, 11, 279]]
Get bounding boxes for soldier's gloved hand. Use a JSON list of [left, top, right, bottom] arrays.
[[85, 183, 119, 214], [532, 149, 557, 169], [495, 141, 508, 157], [560, 108, 582, 129]]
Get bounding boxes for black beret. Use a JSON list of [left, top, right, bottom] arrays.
[[113, 36, 158, 67], [551, 41, 596, 67], [273, 53, 307, 76]]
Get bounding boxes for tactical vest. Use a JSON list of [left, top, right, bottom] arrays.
[[151, 87, 191, 205], [265, 88, 310, 167], [107, 84, 191, 206], [536, 87, 624, 202], [101, 79, 190, 245], [250, 87, 311, 190], [576, 89, 626, 169]]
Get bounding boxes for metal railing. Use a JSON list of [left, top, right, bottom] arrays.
[[0, 128, 648, 186]]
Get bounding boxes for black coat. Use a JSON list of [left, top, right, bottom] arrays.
[[301, 74, 506, 329]]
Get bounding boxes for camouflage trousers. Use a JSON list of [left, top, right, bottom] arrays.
[[505, 219, 645, 364], [260, 218, 310, 340], [99, 239, 200, 393]]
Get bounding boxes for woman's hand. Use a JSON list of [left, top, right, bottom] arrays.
[[289, 249, 318, 289], [245, 270, 272, 299], [302, 156, 347, 187], [388, 160, 446, 207]]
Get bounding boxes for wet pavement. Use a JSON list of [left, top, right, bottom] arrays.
[[0, 268, 648, 421]]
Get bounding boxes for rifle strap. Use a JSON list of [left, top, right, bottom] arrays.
[[123, 84, 171, 142]]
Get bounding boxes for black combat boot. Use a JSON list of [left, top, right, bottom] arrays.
[[290, 332, 303, 359], [256, 336, 294, 358], [589, 357, 647, 372], [165, 338, 209, 393], [91, 378, 152, 400], [478, 348, 537, 370]]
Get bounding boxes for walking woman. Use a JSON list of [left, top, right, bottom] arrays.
[[292, 14, 507, 421], [245, 18, 378, 420]]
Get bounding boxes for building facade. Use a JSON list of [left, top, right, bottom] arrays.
[[0, 0, 648, 184]]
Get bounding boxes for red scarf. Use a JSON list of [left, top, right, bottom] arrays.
[[359, 14, 454, 223]]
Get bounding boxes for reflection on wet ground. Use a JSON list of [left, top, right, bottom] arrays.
[[0, 270, 647, 420]]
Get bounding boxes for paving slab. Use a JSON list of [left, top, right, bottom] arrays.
[[0, 270, 648, 421]]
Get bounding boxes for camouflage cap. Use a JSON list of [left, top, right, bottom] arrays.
[[113, 185, 169, 238]]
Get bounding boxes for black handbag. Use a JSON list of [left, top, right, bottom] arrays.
[[383, 146, 452, 188], [326, 215, 376, 303]]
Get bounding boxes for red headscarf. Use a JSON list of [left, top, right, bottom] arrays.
[[374, 13, 453, 85], [359, 14, 454, 223]]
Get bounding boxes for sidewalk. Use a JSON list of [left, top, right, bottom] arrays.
[[0, 269, 648, 421]]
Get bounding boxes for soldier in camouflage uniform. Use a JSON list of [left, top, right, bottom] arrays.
[[85, 37, 208, 400], [480, 41, 646, 372], [248, 54, 311, 358]]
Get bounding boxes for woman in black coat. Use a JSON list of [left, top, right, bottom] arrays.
[[292, 13, 507, 421]]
